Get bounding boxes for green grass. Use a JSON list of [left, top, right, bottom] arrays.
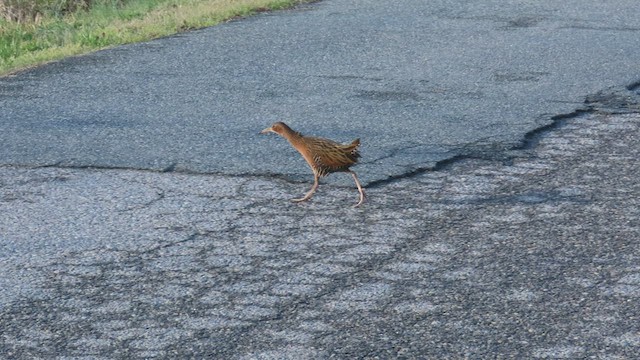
[[0, 0, 310, 76]]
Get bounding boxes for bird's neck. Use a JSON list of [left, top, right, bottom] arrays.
[[280, 127, 304, 145]]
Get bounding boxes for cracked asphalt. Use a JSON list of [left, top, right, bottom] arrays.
[[1, 110, 640, 358], [1, 0, 640, 183], [2, 0, 640, 358]]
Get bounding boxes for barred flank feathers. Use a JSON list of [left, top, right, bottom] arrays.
[[305, 136, 360, 177]]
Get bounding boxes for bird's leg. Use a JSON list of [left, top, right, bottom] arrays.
[[292, 173, 319, 202], [350, 170, 366, 207]]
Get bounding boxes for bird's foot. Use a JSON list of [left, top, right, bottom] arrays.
[[291, 194, 313, 203]]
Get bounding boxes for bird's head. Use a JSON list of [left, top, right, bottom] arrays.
[[260, 121, 289, 136]]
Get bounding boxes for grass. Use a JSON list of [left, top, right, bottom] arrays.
[[0, 0, 310, 76]]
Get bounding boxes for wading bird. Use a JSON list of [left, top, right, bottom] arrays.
[[260, 122, 365, 207]]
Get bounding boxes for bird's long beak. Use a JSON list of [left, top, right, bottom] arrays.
[[260, 126, 273, 134]]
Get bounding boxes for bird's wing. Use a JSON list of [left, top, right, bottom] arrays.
[[305, 137, 359, 174]]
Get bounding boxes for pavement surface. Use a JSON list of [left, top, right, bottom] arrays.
[[1, 111, 640, 358], [1, 0, 640, 359], [1, 0, 640, 184]]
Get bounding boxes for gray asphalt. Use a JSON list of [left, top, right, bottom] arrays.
[[1, 111, 639, 359], [1, 0, 640, 358], [1, 0, 640, 184]]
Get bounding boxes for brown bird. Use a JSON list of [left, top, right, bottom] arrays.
[[260, 122, 365, 207]]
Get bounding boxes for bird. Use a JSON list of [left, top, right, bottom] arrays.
[[260, 121, 365, 207]]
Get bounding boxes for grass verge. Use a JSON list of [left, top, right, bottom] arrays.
[[0, 0, 310, 76]]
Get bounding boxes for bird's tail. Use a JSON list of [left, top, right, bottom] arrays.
[[342, 138, 361, 160]]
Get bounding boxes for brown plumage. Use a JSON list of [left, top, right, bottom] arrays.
[[260, 122, 365, 206]]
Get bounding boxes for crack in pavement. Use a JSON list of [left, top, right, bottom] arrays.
[[6, 84, 638, 195]]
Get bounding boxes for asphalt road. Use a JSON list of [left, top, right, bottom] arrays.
[[1, 0, 640, 358], [1, 0, 640, 184], [1, 111, 639, 358]]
